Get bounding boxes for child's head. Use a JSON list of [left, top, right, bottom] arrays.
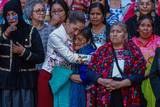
[[73, 27, 92, 51]]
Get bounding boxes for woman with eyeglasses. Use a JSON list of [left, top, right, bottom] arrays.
[[0, 0, 44, 106], [27, 3, 55, 107], [26, 2, 55, 107], [28, 1, 55, 70]]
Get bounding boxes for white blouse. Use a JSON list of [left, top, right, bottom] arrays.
[[112, 59, 124, 78], [42, 24, 91, 73]]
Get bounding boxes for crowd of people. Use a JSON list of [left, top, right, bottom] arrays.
[[0, 0, 160, 107]]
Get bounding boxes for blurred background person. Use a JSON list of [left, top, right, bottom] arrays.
[[43, 0, 52, 23]]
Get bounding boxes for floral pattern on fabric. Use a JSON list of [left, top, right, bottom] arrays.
[[92, 28, 108, 49], [87, 40, 146, 107]]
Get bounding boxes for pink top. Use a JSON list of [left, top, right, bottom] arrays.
[[132, 35, 160, 74], [0, 0, 8, 12]]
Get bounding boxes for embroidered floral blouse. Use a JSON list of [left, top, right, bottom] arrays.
[[92, 27, 108, 49]]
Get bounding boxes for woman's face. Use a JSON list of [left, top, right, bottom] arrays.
[[73, 34, 88, 51], [110, 25, 126, 45], [138, 18, 153, 39], [51, 3, 66, 24], [66, 20, 85, 38], [6, 11, 18, 26], [138, 0, 153, 15], [31, 3, 45, 22], [90, 7, 104, 26]]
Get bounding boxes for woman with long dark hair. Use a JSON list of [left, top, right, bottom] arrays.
[[88, 2, 110, 49]]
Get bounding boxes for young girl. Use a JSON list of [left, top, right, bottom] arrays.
[[70, 28, 96, 107]]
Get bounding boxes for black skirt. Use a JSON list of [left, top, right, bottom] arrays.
[[110, 77, 124, 107]]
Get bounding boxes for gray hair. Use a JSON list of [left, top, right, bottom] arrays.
[[110, 22, 128, 41], [68, 11, 85, 24], [23, 0, 43, 20]]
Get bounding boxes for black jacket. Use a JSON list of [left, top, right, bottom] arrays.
[[150, 48, 160, 107], [0, 26, 44, 89]]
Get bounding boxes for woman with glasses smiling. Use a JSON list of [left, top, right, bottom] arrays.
[[26, 4, 55, 106], [28, 1, 55, 70]]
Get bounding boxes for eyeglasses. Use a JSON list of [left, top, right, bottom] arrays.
[[51, 9, 64, 14], [33, 9, 46, 14]]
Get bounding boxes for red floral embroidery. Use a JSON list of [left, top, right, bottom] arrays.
[[88, 40, 146, 107]]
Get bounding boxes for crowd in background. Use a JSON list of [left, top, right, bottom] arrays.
[[0, 0, 160, 107]]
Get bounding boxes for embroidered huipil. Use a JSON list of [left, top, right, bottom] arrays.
[[92, 27, 108, 49], [87, 40, 146, 107], [132, 35, 160, 107]]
